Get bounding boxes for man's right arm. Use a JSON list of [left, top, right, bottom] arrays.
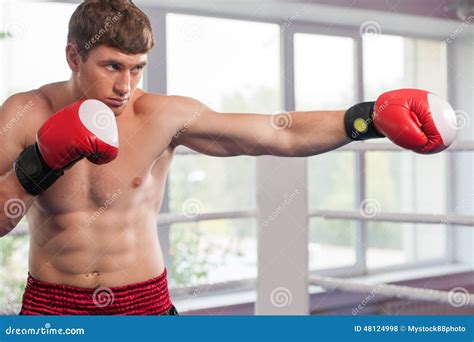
[[0, 94, 120, 237], [0, 170, 36, 237], [0, 93, 38, 237]]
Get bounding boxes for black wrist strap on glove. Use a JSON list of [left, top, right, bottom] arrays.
[[14, 144, 64, 196], [344, 101, 385, 141]]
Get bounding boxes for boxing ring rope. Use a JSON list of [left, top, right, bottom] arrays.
[[9, 208, 474, 238], [309, 209, 474, 227], [310, 275, 474, 306]]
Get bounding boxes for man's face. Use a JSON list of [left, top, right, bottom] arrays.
[[76, 45, 148, 116]]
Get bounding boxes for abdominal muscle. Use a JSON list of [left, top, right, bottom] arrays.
[[26, 203, 165, 289]]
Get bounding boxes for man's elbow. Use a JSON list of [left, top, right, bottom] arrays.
[[265, 131, 299, 157], [0, 224, 14, 238]]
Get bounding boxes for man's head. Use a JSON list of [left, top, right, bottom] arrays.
[[66, 0, 154, 115]]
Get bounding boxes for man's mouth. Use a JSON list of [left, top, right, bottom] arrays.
[[105, 98, 129, 108]]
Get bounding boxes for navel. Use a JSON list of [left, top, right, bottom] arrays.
[[84, 271, 101, 278]]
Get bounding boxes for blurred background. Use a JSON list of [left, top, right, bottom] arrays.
[[0, 0, 473, 315]]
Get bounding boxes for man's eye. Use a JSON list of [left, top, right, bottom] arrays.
[[106, 64, 119, 71], [132, 66, 143, 73]]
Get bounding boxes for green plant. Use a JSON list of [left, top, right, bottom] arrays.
[[169, 224, 222, 286], [0, 32, 10, 39]]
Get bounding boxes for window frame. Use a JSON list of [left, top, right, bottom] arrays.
[[153, 10, 467, 288]]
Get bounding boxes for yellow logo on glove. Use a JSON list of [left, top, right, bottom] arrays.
[[354, 118, 368, 133]]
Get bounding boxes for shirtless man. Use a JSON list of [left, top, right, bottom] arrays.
[[0, 0, 456, 315]]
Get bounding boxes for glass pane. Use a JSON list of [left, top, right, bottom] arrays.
[[363, 35, 447, 100], [169, 219, 256, 287], [0, 1, 144, 102], [0, 235, 29, 308], [309, 218, 357, 270], [166, 14, 281, 212], [416, 224, 447, 261], [366, 152, 447, 214], [308, 152, 356, 210], [363, 35, 448, 266], [169, 154, 255, 213], [294, 33, 357, 212], [294, 33, 356, 110], [167, 13, 281, 111], [367, 222, 447, 269], [166, 15, 279, 287], [1, 2, 77, 97]]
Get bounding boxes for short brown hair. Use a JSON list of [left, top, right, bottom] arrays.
[[68, 0, 154, 59]]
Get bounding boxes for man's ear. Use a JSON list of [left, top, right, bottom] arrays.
[[66, 43, 82, 72]]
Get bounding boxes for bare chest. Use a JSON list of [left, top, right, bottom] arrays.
[[27, 114, 175, 214], [36, 144, 174, 214]]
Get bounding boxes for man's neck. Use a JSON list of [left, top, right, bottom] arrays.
[[65, 77, 86, 103]]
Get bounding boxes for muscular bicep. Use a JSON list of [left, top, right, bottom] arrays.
[[170, 96, 291, 157]]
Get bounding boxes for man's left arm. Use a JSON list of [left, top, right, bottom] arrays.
[[169, 95, 351, 157], [169, 89, 457, 157]]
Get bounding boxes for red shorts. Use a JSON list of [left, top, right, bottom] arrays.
[[20, 268, 177, 315]]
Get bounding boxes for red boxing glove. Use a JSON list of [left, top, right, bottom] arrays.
[[14, 99, 119, 195], [37, 99, 119, 168], [374, 89, 457, 154]]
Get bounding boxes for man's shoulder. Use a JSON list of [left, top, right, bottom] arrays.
[[1, 88, 52, 122], [133, 92, 194, 114], [133, 92, 202, 129]]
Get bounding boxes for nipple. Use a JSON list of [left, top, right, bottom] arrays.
[[132, 177, 142, 188]]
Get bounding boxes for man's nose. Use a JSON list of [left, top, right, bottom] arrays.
[[114, 73, 131, 96]]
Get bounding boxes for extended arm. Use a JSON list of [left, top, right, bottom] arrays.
[[168, 89, 456, 157], [170, 96, 351, 157]]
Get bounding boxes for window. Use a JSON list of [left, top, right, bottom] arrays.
[[363, 35, 449, 269], [294, 32, 450, 272], [294, 33, 358, 269], [166, 14, 281, 287], [0, 2, 76, 98], [0, 1, 77, 309], [309, 218, 357, 269]]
